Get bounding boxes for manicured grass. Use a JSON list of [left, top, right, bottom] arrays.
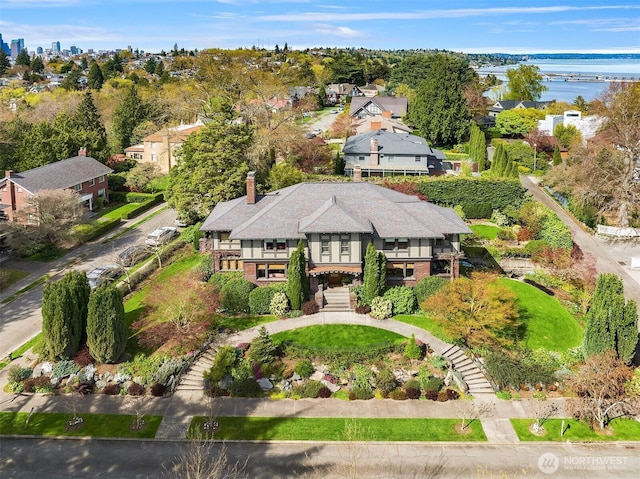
[[470, 224, 502, 240], [217, 315, 277, 331], [499, 278, 582, 352], [97, 203, 140, 221], [271, 325, 406, 348], [106, 205, 168, 242], [394, 314, 455, 343], [24, 247, 66, 262], [0, 412, 162, 438], [0, 268, 29, 289], [511, 418, 640, 442], [190, 416, 487, 442], [1, 274, 51, 304]]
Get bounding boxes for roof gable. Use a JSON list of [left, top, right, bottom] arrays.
[[299, 195, 372, 234]]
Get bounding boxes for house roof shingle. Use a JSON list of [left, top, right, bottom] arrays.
[[350, 96, 408, 117], [343, 130, 446, 160], [3, 156, 113, 194], [201, 181, 471, 240]]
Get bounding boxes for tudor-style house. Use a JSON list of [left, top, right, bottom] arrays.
[[0, 150, 113, 222], [342, 130, 447, 178], [349, 96, 408, 119], [200, 171, 471, 293]]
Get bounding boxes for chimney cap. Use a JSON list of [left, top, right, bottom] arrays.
[[247, 171, 255, 178]]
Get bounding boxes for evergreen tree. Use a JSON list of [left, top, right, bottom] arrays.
[[468, 123, 487, 171], [87, 61, 104, 90], [153, 60, 164, 76], [318, 83, 327, 108], [333, 150, 345, 175], [42, 280, 82, 360], [377, 251, 387, 296], [363, 242, 380, 304], [72, 91, 109, 161], [30, 56, 44, 74], [144, 57, 157, 74], [286, 240, 308, 310], [583, 273, 639, 364], [86, 284, 127, 363], [59, 271, 91, 343], [249, 326, 277, 364], [0, 50, 10, 76], [112, 85, 150, 150], [60, 67, 82, 91], [409, 53, 473, 147], [80, 57, 89, 70], [490, 143, 507, 176], [15, 49, 30, 66], [404, 333, 422, 360], [553, 144, 562, 166], [508, 158, 520, 178]]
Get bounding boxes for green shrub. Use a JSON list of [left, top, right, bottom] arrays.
[[292, 380, 324, 398], [496, 391, 512, 400], [538, 213, 573, 249], [404, 379, 421, 390], [8, 365, 32, 383], [269, 291, 290, 317], [496, 229, 516, 241], [422, 376, 444, 393], [120, 194, 164, 219], [205, 346, 240, 383], [249, 327, 277, 365], [388, 389, 407, 400], [229, 378, 263, 397], [429, 354, 449, 371], [369, 296, 392, 319], [404, 334, 423, 360], [209, 271, 244, 289], [491, 209, 510, 226], [374, 367, 397, 395], [220, 278, 255, 313], [180, 222, 204, 248], [383, 286, 417, 315], [74, 217, 121, 242], [249, 284, 286, 315], [52, 360, 80, 379], [462, 201, 492, 219], [351, 386, 374, 400], [414, 276, 448, 304], [453, 204, 466, 220], [108, 174, 126, 192], [294, 359, 314, 379]]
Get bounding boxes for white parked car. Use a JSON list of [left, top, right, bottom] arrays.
[[87, 264, 123, 289], [145, 226, 178, 246]]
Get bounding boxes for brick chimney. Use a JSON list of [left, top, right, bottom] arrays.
[[370, 120, 382, 131], [78, 147, 87, 157], [381, 110, 392, 119], [353, 165, 362, 182], [246, 171, 256, 205], [370, 137, 379, 166], [5, 170, 13, 178]]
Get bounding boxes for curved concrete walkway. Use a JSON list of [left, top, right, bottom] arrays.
[[177, 312, 495, 395]]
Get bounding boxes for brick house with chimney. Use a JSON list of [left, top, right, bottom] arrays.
[[199, 171, 470, 294], [0, 149, 113, 222], [342, 130, 447, 178]]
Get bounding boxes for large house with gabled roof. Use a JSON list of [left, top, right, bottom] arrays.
[[200, 172, 470, 293], [0, 149, 112, 222]]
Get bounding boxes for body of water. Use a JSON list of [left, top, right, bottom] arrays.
[[478, 58, 640, 103]]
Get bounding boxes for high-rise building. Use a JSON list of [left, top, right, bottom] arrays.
[[10, 38, 25, 58], [36, 46, 43, 55], [52, 41, 61, 52], [0, 34, 10, 56]]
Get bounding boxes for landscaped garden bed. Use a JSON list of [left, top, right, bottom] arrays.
[[511, 418, 640, 442]]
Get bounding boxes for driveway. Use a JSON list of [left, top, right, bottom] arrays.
[[0, 204, 176, 358]]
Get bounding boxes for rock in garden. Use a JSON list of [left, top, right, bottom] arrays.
[[310, 371, 324, 381], [50, 377, 60, 387], [257, 378, 273, 391], [96, 380, 107, 390], [65, 374, 78, 387], [321, 379, 341, 393], [280, 380, 292, 392], [290, 373, 302, 382], [32, 364, 43, 378], [40, 362, 53, 376], [133, 376, 143, 385]]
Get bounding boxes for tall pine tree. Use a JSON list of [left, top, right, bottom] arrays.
[[87, 60, 104, 90], [112, 85, 150, 151], [42, 279, 82, 360], [59, 271, 91, 344], [72, 91, 109, 161], [87, 284, 127, 363], [583, 273, 639, 364]]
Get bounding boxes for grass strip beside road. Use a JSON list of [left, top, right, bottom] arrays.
[[190, 416, 487, 442], [0, 412, 162, 438], [1, 274, 50, 305], [104, 205, 168, 243], [511, 418, 640, 442]]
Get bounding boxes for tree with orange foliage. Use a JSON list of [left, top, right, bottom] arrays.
[[422, 272, 520, 348]]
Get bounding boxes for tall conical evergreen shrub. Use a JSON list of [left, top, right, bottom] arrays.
[[363, 242, 380, 304], [491, 143, 506, 176], [42, 280, 82, 360], [86, 284, 127, 363], [553, 145, 562, 166], [286, 240, 308, 310]]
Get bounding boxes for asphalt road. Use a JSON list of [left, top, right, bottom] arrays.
[[0, 206, 176, 358], [1, 438, 639, 478]]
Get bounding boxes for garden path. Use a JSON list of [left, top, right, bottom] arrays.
[[176, 312, 495, 395]]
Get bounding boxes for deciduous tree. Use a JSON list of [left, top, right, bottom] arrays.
[[505, 64, 547, 101]]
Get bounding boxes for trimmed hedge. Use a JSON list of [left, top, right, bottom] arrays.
[[75, 217, 121, 242], [417, 177, 526, 212], [121, 193, 164, 219], [249, 284, 287, 315]]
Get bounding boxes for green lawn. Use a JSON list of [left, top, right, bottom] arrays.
[[190, 416, 487, 442], [511, 418, 640, 442], [470, 224, 502, 240], [0, 268, 29, 289], [99, 203, 141, 221], [0, 412, 162, 438], [24, 246, 66, 262], [217, 315, 277, 331], [271, 325, 406, 348], [394, 314, 454, 343], [499, 278, 582, 352]]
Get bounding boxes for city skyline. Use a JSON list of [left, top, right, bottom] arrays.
[[1, 0, 639, 54]]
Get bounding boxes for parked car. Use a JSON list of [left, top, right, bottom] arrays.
[[174, 217, 189, 228], [87, 264, 123, 289], [330, 109, 338, 114], [305, 132, 316, 139], [145, 226, 178, 246], [117, 245, 152, 267]]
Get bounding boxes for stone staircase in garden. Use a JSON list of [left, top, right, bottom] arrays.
[[174, 348, 217, 392], [441, 344, 496, 395], [322, 287, 352, 312]]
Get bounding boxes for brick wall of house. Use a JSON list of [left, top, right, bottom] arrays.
[[414, 260, 431, 282], [77, 175, 109, 205], [243, 262, 257, 283], [0, 180, 29, 221]]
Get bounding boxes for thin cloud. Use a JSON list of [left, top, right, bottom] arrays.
[[314, 24, 361, 38]]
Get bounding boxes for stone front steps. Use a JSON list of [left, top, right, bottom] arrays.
[[174, 349, 216, 392], [441, 345, 496, 395], [322, 287, 352, 312]]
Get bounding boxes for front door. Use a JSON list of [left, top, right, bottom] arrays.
[[328, 273, 342, 287]]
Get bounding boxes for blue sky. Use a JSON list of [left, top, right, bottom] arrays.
[[2, 0, 639, 54]]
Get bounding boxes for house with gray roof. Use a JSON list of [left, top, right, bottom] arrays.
[[349, 96, 408, 119], [342, 130, 447, 178], [0, 149, 112, 222], [488, 99, 553, 117], [200, 172, 470, 294]]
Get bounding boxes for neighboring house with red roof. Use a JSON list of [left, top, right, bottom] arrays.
[[124, 120, 204, 174], [200, 172, 470, 293], [0, 149, 113, 222]]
